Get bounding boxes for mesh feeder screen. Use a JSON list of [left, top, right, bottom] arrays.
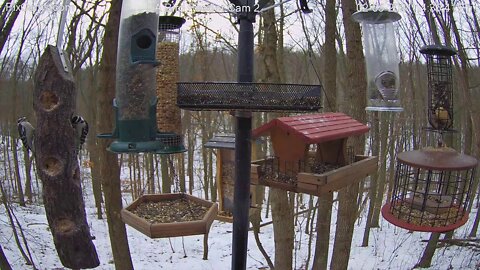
[[156, 16, 185, 134]]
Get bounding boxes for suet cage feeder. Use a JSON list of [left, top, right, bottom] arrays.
[[353, 10, 403, 112], [98, 0, 185, 154], [420, 45, 457, 132], [382, 147, 477, 232]]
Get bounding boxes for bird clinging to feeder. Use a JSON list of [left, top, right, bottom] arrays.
[[71, 115, 89, 154], [17, 117, 35, 153]]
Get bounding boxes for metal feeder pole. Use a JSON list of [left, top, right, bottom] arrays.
[[232, 3, 255, 269]]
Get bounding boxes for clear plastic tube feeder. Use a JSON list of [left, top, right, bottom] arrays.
[[353, 9, 402, 112]]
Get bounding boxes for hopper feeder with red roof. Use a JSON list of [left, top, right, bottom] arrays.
[[251, 113, 378, 195]]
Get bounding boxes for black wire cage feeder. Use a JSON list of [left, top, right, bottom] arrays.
[[382, 44, 477, 233], [420, 45, 457, 132], [382, 148, 477, 232]]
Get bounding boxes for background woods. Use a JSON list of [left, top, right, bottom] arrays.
[[1, 0, 480, 269]]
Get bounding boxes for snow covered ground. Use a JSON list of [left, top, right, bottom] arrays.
[[1, 161, 479, 269]]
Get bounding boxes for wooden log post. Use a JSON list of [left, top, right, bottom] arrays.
[[33, 45, 99, 269]]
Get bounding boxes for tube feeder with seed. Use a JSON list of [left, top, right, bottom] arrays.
[[420, 45, 457, 132], [98, 0, 186, 154]]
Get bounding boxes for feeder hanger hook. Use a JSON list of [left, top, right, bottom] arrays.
[[56, 0, 70, 73]]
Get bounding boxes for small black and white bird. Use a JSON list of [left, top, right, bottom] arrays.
[[17, 117, 35, 153], [71, 115, 89, 153]]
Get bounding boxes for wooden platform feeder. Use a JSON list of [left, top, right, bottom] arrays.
[[251, 113, 378, 195], [205, 134, 260, 223], [382, 147, 477, 232], [121, 193, 218, 238]]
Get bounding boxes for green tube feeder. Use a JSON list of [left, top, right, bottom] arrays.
[[98, 0, 186, 154]]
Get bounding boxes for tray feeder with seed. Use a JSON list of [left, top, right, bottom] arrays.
[[382, 147, 478, 232], [250, 113, 378, 196], [97, 3, 185, 154], [121, 193, 218, 238]]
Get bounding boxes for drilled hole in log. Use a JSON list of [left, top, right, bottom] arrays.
[[40, 91, 59, 111], [43, 157, 63, 176], [56, 219, 76, 234]]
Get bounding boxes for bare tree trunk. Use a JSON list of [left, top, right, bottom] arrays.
[[161, 156, 171, 193], [34, 45, 99, 268], [96, 0, 134, 268], [312, 192, 333, 270], [84, 66, 104, 219], [11, 137, 25, 206], [271, 188, 294, 270], [330, 0, 367, 269], [0, 0, 26, 54], [415, 232, 440, 268], [469, 206, 480, 237], [311, 1, 337, 266], [323, 0, 337, 112], [0, 244, 12, 270], [362, 113, 379, 246], [371, 113, 390, 227], [22, 148, 33, 203]]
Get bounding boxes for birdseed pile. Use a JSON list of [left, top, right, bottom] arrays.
[[131, 197, 208, 223]]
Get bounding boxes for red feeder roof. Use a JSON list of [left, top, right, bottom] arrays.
[[252, 112, 369, 144]]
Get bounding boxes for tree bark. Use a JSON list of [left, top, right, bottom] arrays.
[[415, 232, 441, 268], [311, 0, 337, 266], [312, 192, 333, 270], [0, 244, 12, 270], [33, 45, 99, 269], [271, 188, 294, 270], [0, 0, 26, 55], [330, 0, 367, 269], [96, 0, 135, 269]]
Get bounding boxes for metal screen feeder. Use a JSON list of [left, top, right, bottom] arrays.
[[98, 0, 185, 154], [420, 45, 457, 132], [382, 147, 477, 232], [353, 9, 402, 112]]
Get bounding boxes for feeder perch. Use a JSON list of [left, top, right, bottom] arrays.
[[382, 147, 477, 232], [121, 193, 218, 238], [420, 45, 457, 132], [98, 0, 186, 154], [205, 134, 260, 223], [353, 9, 402, 112], [250, 113, 378, 195]]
